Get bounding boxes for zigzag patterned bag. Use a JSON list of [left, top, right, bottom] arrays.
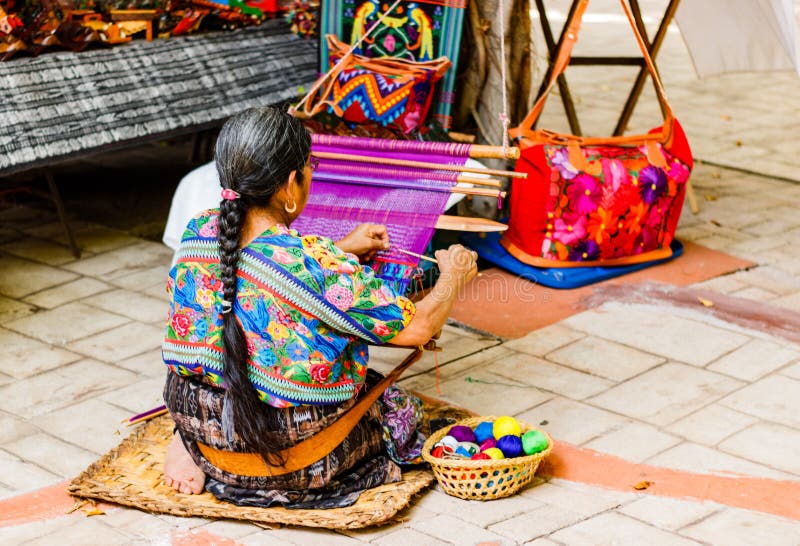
[[296, 35, 450, 133]]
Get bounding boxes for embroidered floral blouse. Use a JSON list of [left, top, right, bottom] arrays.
[[162, 210, 416, 408]]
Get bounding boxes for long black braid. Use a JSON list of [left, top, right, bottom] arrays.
[[214, 106, 310, 464]]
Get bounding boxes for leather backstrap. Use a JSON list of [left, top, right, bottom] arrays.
[[196, 343, 432, 477]]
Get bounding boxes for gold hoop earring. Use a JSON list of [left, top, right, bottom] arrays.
[[284, 200, 297, 214]]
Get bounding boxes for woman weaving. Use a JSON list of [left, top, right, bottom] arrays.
[[162, 106, 478, 507]]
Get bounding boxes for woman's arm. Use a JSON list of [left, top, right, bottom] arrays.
[[388, 245, 478, 346]]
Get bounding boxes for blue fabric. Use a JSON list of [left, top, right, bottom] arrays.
[[461, 232, 683, 290]]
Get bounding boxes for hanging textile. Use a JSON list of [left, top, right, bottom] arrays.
[[291, 135, 472, 293], [318, 0, 468, 129]]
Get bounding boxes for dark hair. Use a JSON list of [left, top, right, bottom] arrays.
[[215, 106, 311, 463]]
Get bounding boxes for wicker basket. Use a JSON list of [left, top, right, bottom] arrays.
[[421, 416, 553, 501]]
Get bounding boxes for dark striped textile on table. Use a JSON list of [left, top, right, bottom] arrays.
[[0, 20, 318, 176]]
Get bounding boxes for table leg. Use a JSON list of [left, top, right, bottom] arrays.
[[44, 170, 80, 258]]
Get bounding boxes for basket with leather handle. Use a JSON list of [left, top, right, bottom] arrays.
[[293, 35, 450, 133], [503, 0, 693, 268]]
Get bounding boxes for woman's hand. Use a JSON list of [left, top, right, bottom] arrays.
[[434, 244, 479, 290], [336, 223, 390, 261], [387, 244, 479, 347]]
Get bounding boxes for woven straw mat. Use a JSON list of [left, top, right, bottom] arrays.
[[68, 401, 472, 529]]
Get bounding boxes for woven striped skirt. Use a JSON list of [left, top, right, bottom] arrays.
[[163, 370, 425, 509]]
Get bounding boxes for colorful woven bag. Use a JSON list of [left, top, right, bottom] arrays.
[[504, 0, 692, 267], [295, 35, 450, 133]]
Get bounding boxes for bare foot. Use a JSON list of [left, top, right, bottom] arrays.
[[164, 431, 206, 494]]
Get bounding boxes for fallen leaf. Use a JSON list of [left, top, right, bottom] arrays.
[[705, 194, 717, 202], [82, 501, 105, 517], [735, 140, 743, 147], [698, 297, 714, 307], [720, 114, 732, 121], [710, 220, 722, 227], [711, 172, 722, 179], [633, 481, 653, 490], [84, 507, 106, 517]]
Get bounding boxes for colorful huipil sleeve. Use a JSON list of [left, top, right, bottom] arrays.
[[301, 235, 416, 343]]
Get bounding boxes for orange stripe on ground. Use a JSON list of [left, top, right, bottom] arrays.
[[2, 439, 797, 532], [172, 529, 242, 546], [0, 481, 93, 528], [451, 242, 752, 338], [542, 442, 800, 521]]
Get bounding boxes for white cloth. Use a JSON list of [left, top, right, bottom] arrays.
[[675, 0, 800, 77], [163, 161, 221, 252], [162, 159, 489, 254]]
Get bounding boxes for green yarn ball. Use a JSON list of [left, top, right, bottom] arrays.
[[521, 430, 549, 455]]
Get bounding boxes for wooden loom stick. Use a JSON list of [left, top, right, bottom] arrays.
[[127, 406, 168, 426], [313, 151, 528, 179], [455, 176, 502, 188], [395, 247, 438, 264], [456, 187, 507, 198], [435, 215, 508, 232], [469, 144, 520, 160]]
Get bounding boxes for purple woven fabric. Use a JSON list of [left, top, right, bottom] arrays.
[[311, 134, 472, 157], [292, 136, 469, 270]]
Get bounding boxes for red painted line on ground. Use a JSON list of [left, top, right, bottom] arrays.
[[2, 441, 797, 533], [0, 482, 80, 528], [542, 442, 800, 521], [172, 529, 243, 546]]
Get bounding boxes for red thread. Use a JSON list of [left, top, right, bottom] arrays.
[[434, 350, 442, 396]]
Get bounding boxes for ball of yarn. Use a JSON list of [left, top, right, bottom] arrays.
[[431, 446, 446, 458], [471, 452, 491, 460], [521, 430, 549, 455], [493, 416, 522, 438], [483, 447, 505, 460], [497, 435, 523, 458], [449, 425, 477, 444], [457, 442, 480, 456], [473, 421, 495, 444], [438, 435, 459, 450], [479, 438, 497, 452]]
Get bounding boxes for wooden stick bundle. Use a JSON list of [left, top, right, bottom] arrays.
[[313, 151, 527, 179]]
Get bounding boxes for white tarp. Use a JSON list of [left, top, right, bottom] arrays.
[[675, 0, 800, 77]]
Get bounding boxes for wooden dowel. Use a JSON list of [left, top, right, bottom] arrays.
[[313, 151, 528, 179], [435, 215, 508, 232], [448, 131, 476, 144], [127, 408, 168, 426], [469, 144, 520, 160], [455, 187, 507, 198], [395, 247, 438, 264], [456, 176, 503, 188]]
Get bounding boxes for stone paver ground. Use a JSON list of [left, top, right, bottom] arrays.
[[2, 1, 800, 544]]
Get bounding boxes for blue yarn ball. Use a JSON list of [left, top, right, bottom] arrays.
[[496, 435, 524, 458], [473, 421, 495, 444]]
